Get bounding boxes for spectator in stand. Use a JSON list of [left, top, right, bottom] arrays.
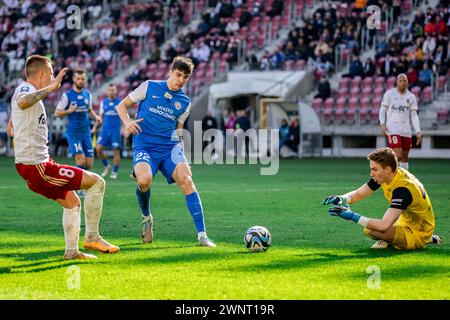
[[286, 119, 300, 153], [422, 35, 437, 56], [343, 55, 363, 78], [418, 63, 433, 88], [246, 50, 259, 70], [363, 57, 376, 78], [268, 0, 283, 18], [375, 35, 389, 59], [380, 54, 396, 77], [314, 74, 331, 100], [407, 66, 419, 89], [279, 119, 290, 150]]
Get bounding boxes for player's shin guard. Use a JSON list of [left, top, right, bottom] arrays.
[[63, 205, 81, 255], [84, 177, 105, 241], [185, 192, 206, 233], [136, 186, 151, 217]]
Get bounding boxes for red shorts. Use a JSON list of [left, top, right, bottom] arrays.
[[388, 134, 412, 151], [15, 158, 84, 201]]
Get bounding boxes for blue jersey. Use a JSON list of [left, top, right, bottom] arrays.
[[100, 97, 121, 130], [128, 80, 191, 149], [56, 88, 92, 136]]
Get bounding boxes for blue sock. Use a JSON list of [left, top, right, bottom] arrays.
[[185, 192, 206, 233], [101, 159, 109, 167], [136, 186, 151, 217], [76, 164, 85, 170], [113, 164, 119, 173]]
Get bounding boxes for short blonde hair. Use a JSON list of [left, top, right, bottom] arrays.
[[25, 55, 52, 77]]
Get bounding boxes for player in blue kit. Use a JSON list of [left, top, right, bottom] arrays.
[[115, 56, 216, 247], [94, 84, 122, 180], [55, 69, 101, 171]]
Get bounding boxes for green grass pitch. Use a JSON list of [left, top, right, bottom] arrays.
[[0, 156, 448, 299]]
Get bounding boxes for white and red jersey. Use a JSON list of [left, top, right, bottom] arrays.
[[380, 88, 418, 137], [11, 81, 50, 164]]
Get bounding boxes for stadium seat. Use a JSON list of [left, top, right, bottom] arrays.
[[350, 87, 360, 99], [337, 88, 348, 99], [359, 97, 371, 124], [437, 76, 447, 92], [371, 107, 380, 124], [323, 98, 334, 123], [411, 86, 421, 101], [347, 97, 358, 123], [387, 76, 397, 89], [403, 0, 413, 12], [362, 76, 373, 89], [437, 109, 448, 125], [334, 97, 347, 123], [295, 59, 306, 70], [350, 76, 362, 89], [284, 60, 295, 71], [422, 86, 433, 104], [312, 98, 323, 114], [361, 87, 372, 99], [338, 78, 350, 91], [375, 76, 385, 89]]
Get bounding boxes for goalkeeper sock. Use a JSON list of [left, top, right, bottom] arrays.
[[63, 205, 81, 254], [185, 191, 206, 233], [84, 177, 105, 241], [136, 186, 151, 217]]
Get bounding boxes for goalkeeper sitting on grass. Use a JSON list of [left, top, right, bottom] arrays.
[[322, 147, 442, 250]]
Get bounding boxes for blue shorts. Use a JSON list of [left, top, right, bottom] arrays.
[[97, 128, 122, 149], [67, 134, 94, 158], [133, 143, 187, 184]]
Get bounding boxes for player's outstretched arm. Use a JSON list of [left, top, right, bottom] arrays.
[[18, 67, 68, 110], [322, 183, 374, 206], [328, 205, 401, 232], [116, 96, 143, 135]]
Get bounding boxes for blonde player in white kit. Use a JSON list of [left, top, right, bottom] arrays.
[[10, 55, 119, 260], [379, 74, 422, 170]]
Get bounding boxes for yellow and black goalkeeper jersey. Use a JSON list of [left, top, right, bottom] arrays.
[[367, 167, 435, 235]]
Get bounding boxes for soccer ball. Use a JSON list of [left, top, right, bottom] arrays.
[[244, 226, 272, 252]]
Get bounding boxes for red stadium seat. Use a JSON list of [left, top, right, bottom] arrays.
[[337, 88, 348, 99], [387, 76, 397, 89], [338, 78, 350, 91], [371, 107, 380, 124], [312, 98, 323, 114], [361, 87, 372, 99], [284, 60, 295, 71], [294, 59, 305, 70], [437, 109, 448, 125], [375, 76, 385, 89], [422, 86, 433, 104], [362, 76, 373, 89], [359, 97, 371, 124], [350, 87, 360, 99], [323, 98, 334, 123], [347, 97, 358, 123], [411, 86, 421, 100], [403, 0, 413, 12], [350, 76, 362, 89], [437, 76, 447, 92]]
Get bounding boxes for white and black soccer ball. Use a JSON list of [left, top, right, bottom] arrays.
[[244, 226, 272, 252]]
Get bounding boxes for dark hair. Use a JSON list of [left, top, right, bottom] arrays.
[[171, 56, 194, 75], [25, 55, 52, 77], [73, 68, 87, 76], [367, 148, 398, 172]]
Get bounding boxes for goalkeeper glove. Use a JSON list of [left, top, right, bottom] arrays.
[[322, 195, 348, 206], [328, 205, 361, 223]]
